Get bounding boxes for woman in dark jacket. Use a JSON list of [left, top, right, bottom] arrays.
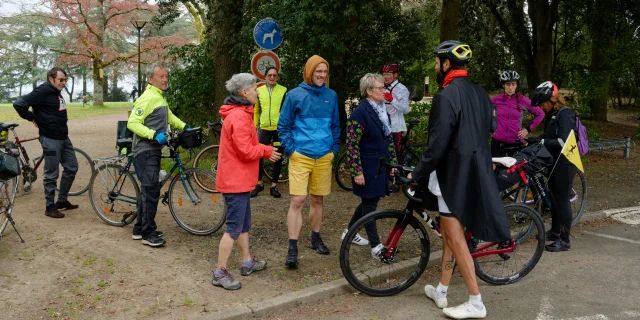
[[342, 73, 397, 258], [529, 81, 578, 252]]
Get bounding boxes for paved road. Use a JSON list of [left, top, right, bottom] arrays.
[[268, 218, 640, 320]]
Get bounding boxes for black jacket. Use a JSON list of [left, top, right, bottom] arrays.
[[528, 107, 576, 165], [13, 81, 69, 140], [413, 77, 511, 242]]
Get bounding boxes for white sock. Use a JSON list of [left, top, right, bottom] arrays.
[[435, 282, 448, 298], [469, 294, 484, 309]]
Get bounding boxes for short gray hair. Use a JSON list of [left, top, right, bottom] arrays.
[[146, 64, 168, 79], [226, 73, 256, 96], [360, 73, 385, 97]]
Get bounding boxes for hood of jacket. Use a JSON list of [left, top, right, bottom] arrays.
[[298, 81, 327, 95], [219, 101, 254, 119]]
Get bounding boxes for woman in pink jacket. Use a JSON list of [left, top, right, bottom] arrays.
[[491, 71, 545, 157], [212, 73, 282, 290]]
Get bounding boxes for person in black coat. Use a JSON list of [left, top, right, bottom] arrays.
[[412, 41, 511, 319], [528, 81, 577, 252], [342, 73, 397, 258]]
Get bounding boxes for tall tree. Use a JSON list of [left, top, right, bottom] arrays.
[[440, 0, 460, 41]]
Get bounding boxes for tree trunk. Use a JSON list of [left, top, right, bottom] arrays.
[[31, 44, 38, 90], [588, 0, 615, 122], [82, 67, 87, 97], [65, 76, 75, 102], [439, 0, 460, 41], [102, 71, 109, 103], [93, 60, 104, 106]]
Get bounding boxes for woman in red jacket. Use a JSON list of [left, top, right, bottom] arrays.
[[212, 73, 282, 290]]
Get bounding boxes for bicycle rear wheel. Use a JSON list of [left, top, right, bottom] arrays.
[[570, 171, 587, 226], [65, 148, 95, 196], [88, 163, 138, 227], [473, 204, 544, 285], [262, 154, 289, 183], [334, 152, 353, 191], [168, 168, 225, 235], [340, 209, 431, 297], [192, 145, 219, 193]]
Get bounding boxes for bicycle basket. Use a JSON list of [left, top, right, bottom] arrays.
[[116, 121, 134, 152], [178, 127, 203, 149], [0, 151, 21, 181]]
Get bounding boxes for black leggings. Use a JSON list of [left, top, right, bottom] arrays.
[[348, 197, 381, 248], [548, 161, 578, 241], [257, 130, 283, 183]]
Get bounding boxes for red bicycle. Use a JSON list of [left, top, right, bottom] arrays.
[[339, 161, 545, 297], [0, 122, 94, 195]]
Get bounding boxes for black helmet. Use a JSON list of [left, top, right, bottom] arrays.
[[433, 40, 472, 65], [531, 81, 558, 106], [499, 70, 520, 84]]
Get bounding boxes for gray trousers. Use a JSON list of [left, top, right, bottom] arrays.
[[39, 136, 78, 208]]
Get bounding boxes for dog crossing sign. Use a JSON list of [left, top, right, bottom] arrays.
[[251, 50, 281, 81], [253, 18, 282, 50]]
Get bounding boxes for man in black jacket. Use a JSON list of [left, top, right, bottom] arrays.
[[13, 67, 79, 219], [412, 41, 511, 319]]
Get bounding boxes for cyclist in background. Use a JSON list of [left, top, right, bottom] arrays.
[[251, 66, 287, 199], [491, 71, 545, 157], [382, 63, 410, 153]]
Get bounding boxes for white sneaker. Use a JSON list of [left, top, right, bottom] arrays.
[[371, 244, 385, 259], [443, 302, 487, 319], [341, 229, 369, 246], [424, 285, 447, 308]]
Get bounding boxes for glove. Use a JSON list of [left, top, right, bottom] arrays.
[[384, 92, 393, 102], [154, 132, 168, 144]]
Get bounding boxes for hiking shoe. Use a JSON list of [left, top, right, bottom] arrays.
[[212, 268, 241, 290], [250, 184, 264, 198], [240, 256, 267, 276], [371, 244, 384, 259], [545, 239, 571, 252], [285, 246, 298, 268], [45, 208, 65, 218], [309, 237, 330, 255], [56, 201, 79, 210], [341, 229, 369, 246], [270, 186, 281, 198], [545, 230, 561, 242], [142, 234, 166, 247], [424, 284, 448, 309], [133, 230, 163, 240], [443, 302, 487, 319]]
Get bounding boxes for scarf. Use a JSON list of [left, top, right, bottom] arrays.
[[368, 98, 391, 136], [443, 69, 469, 87]]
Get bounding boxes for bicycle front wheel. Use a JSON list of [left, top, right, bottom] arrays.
[[192, 145, 219, 193], [334, 152, 353, 191], [65, 148, 95, 196], [168, 168, 225, 235], [473, 204, 544, 285], [340, 209, 431, 297], [88, 163, 139, 227], [571, 171, 587, 226]]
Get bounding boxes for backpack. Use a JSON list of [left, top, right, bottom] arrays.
[[575, 117, 589, 156]]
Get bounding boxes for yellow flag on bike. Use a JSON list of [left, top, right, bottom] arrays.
[[561, 130, 584, 173]]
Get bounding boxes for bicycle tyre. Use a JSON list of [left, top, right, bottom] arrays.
[[262, 154, 289, 183], [65, 148, 95, 196], [88, 163, 139, 227], [192, 145, 219, 193], [334, 152, 353, 191], [340, 209, 431, 297], [571, 171, 587, 227], [168, 168, 225, 236], [473, 204, 544, 285]]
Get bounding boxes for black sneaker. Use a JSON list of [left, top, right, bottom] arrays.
[[309, 237, 330, 255], [56, 201, 79, 210], [133, 230, 163, 240], [285, 247, 298, 269], [545, 230, 561, 242], [270, 186, 281, 198], [45, 207, 65, 218], [250, 184, 264, 198], [545, 239, 571, 252], [142, 234, 166, 247]]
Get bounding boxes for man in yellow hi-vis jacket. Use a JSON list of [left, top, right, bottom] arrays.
[[127, 64, 187, 247]]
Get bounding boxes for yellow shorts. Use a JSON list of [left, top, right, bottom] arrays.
[[288, 151, 334, 196]]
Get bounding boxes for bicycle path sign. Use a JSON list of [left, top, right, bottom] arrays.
[[253, 18, 282, 50], [251, 50, 280, 81]]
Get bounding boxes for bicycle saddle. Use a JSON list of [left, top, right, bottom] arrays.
[[0, 123, 19, 130]]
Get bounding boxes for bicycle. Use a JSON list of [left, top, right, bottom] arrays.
[[0, 122, 94, 196], [88, 128, 224, 236], [0, 149, 25, 243], [340, 160, 545, 297], [192, 121, 223, 193], [335, 119, 426, 191]]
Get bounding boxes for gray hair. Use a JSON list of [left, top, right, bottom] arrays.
[[360, 73, 385, 97], [146, 64, 169, 79], [226, 73, 257, 96]]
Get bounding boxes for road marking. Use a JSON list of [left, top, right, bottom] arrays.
[[537, 296, 640, 319], [604, 207, 640, 225], [582, 231, 640, 244]]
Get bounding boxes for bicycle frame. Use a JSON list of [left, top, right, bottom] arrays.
[[8, 127, 44, 171]]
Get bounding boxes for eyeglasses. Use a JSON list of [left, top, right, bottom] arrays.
[[371, 86, 386, 91], [266, 74, 278, 78], [55, 78, 68, 82]]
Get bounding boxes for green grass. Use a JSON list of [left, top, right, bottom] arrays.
[[0, 102, 132, 123]]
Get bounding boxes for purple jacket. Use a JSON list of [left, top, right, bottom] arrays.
[[491, 93, 545, 144]]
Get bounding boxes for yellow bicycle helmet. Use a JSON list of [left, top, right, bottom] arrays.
[[433, 40, 472, 65]]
